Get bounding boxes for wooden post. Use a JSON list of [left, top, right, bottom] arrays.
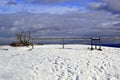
[[32, 39, 34, 49], [63, 38, 64, 49], [95, 45, 97, 49], [98, 37, 102, 51], [91, 37, 93, 50]]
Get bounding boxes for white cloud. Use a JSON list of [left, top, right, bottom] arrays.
[[10, 27, 17, 31], [88, 2, 106, 10], [24, 0, 73, 4], [26, 5, 82, 14], [0, 0, 8, 5]]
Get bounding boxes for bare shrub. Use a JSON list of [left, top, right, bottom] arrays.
[[10, 31, 31, 47]]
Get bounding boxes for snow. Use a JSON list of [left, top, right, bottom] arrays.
[[0, 44, 120, 80]]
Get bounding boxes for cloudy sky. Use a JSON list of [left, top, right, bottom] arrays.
[[0, 0, 120, 44]]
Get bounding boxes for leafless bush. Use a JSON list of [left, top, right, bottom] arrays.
[[10, 31, 31, 47]]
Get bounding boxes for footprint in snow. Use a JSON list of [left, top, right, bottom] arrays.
[[75, 75, 79, 80]]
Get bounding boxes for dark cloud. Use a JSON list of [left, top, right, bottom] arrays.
[[0, 11, 120, 44], [89, 0, 120, 14], [0, 0, 120, 44], [0, 0, 17, 5], [103, 0, 120, 13], [6, 1, 17, 5]]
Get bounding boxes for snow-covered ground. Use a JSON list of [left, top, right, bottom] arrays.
[[0, 44, 120, 80]]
